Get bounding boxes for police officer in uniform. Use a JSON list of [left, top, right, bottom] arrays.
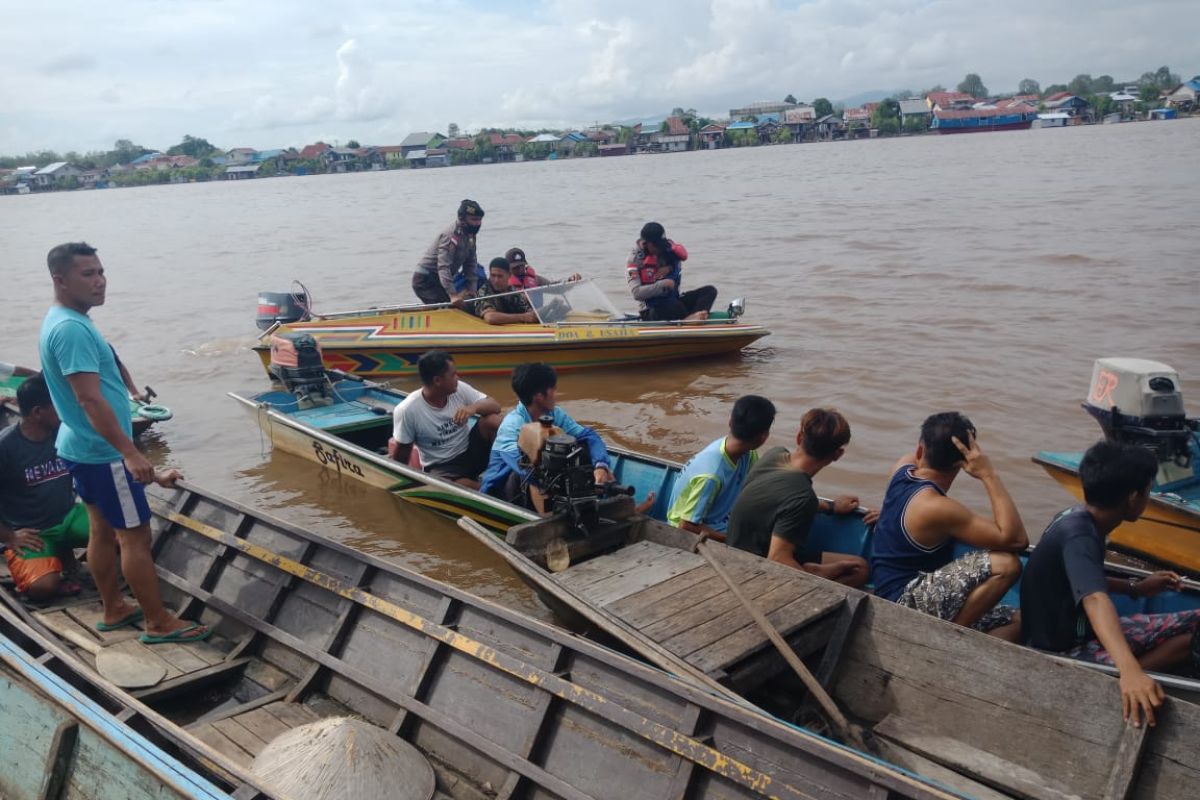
[[413, 199, 485, 307]]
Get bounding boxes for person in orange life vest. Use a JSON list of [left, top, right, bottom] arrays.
[[504, 247, 581, 289], [625, 222, 716, 322]]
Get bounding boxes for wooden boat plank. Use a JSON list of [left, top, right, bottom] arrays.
[[212, 716, 271, 759], [152, 642, 212, 674], [607, 563, 767, 630], [870, 739, 1014, 800], [243, 658, 295, 693], [1102, 720, 1148, 800], [642, 571, 798, 642], [232, 706, 292, 746], [571, 546, 706, 608], [875, 714, 1081, 800], [34, 610, 102, 655], [667, 582, 825, 662], [63, 601, 144, 646], [260, 700, 321, 729], [552, 540, 664, 590], [192, 723, 255, 768], [133, 658, 251, 703], [687, 588, 845, 674], [107, 638, 183, 680]]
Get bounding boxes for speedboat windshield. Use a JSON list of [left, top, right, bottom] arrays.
[[528, 279, 623, 323]]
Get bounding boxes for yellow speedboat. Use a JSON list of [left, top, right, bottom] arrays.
[[253, 280, 769, 378]]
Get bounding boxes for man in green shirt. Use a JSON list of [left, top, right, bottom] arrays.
[[726, 408, 873, 587]]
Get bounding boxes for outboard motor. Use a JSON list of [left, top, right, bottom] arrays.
[[529, 416, 633, 531], [1083, 358, 1197, 485], [269, 332, 331, 408], [256, 291, 310, 331]]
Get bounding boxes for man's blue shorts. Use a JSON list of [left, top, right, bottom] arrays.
[[63, 459, 150, 530]]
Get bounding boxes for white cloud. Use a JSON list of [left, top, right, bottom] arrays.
[[0, 0, 1195, 153]]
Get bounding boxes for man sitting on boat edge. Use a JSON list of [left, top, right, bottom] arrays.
[[626, 222, 717, 322], [1, 375, 89, 601], [473, 258, 539, 325], [870, 412, 1027, 642], [726, 408, 872, 588], [388, 351, 502, 490], [480, 363, 613, 508], [666, 395, 775, 542], [1020, 440, 1200, 728], [412, 199, 485, 308]]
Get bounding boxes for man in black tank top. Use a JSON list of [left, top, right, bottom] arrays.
[[870, 412, 1030, 641]]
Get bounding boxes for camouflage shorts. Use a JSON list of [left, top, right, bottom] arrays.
[[897, 549, 1017, 632]]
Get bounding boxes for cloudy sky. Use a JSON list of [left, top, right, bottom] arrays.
[[2, 0, 1193, 154]]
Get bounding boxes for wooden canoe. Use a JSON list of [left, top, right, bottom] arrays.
[[0, 625, 241, 800], [466, 498, 1200, 800], [1, 480, 965, 800]]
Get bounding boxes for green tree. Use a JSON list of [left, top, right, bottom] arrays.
[[813, 98, 833, 118], [1093, 75, 1115, 93], [784, 94, 797, 105], [111, 139, 151, 165], [870, 99, 901, 135], [345, 140, 361, 149], [1067, 74, 1093, 96], [1017, 78, 1040, 95], [1042, 83, 1068, 97], [957, 73, 988, 98], [922, 84, 946, 95], [772, 125, 792, 144], [1089, 94, 1115, 119], [166, 135, 218, 159], [903, 115, 928, 134]]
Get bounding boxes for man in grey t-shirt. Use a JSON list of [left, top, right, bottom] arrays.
[[388, 351, 502, 489]]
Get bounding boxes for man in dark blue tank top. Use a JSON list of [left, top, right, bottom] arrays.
[[870, 412, 1029, 641]]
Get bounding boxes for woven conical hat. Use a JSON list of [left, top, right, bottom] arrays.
[[252, 716, 434, 800]]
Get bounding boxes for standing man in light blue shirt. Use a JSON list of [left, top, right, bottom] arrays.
[[667, 395, 775, 541], [39, 242, 208, 645]]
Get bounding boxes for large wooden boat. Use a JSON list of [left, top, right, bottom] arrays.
[[0, 481, 964, 800], [467, 499, 1200, 800], [0, 624, 239, 800], [252, 280, 769, 379]]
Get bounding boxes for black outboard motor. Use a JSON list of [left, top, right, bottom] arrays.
[[531, 415, 633, 531], [257, 291, 310, 331], [1083, 358, 1197, 485], [268, 332, 331, 408]]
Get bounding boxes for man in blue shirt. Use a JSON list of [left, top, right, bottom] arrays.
[[39, 242, 207, 645], [667, 395, 775, 540], [480, 362, 613, 508]]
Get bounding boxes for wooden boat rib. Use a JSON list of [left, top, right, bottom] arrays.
[[468, 500, 1200, 800], [4, 481, 965, 800], [0, 628, 234, 800]]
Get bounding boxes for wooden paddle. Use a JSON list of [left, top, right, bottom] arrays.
[[693, 536, 873, 754]]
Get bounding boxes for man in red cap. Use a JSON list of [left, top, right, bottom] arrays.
[[505, 247, 580, 289]]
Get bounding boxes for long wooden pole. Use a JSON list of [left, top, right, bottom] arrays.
[[694, 539, 871, 754]]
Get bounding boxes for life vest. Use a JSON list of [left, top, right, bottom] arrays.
[[634, 242, 687, 286], [508, 266, 539, 289]]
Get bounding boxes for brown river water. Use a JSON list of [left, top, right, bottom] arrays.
[[2, 119, 1198, 618]]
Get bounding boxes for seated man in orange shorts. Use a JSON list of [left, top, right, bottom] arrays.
[[0, 375, 89, 601]]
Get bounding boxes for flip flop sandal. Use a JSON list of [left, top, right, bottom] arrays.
[[139, 623, 212, 645], [95, 608, 145, 632]]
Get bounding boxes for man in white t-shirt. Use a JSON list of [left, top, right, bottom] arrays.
[[388, 351, 502, 489]]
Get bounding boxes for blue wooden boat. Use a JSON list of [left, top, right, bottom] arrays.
[[0, 631, 234, 800]]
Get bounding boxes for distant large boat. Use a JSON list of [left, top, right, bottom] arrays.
[[931, 107, 1036, 134]]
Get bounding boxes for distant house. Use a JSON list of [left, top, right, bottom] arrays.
[[598, 142, 629, 157], [1165, 79, 1200, 111], [897, 98, 931, 129], [129, 152, 164, 166], [225, 164, 261, 180], [814, 114, 844, 140], [585, 128, 617, 145], [401, 132, 446, 158], [78, 169, 108, 189], [225, 148, 258, 166], [323, 147, 360, 172], [925, 91, 976, 110], [1108, 92, 1138, 115], [1043, 94, 1090, 116], [404, 149, 428, 167], [527, 133, 560, 144], [375, 145, 405, 167], [557, 131, 588, 155], [725, 120, 756, 143], [654, 116, 690, 152], [33, 162, 81, 187], [697, 123, 726, 150], [488, 133, 524, 160], [730, 101, 798, 119], [782, 106, 815, 140], [299, 142, 331, 160], [426, 148, 450, 167], [755, 119, 781, 143]]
